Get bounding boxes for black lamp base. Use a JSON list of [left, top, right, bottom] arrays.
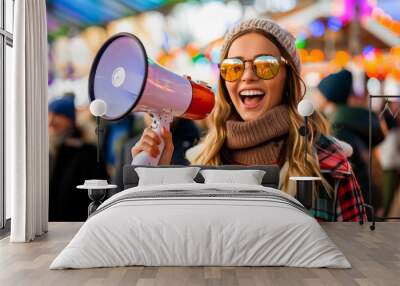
[[296, 180, 313, 209], [290, 176, 321, 210]]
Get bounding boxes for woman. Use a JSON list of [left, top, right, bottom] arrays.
[[131, 18, 366, 222]]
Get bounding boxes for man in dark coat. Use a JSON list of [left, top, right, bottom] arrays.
[[48, 96, 108, 221], [315, 69, 384, 212]]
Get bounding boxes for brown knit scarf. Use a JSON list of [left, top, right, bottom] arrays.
[[222, 105, 290, 165]]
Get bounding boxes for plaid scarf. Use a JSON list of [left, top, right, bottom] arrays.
[[312, 135, 367, 221]]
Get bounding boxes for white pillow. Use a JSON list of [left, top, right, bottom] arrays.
[[200, 169, 266, 185], [135, 167, 201, 186]]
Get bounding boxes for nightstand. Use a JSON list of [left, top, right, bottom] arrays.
[[77, 180, 117, 217]]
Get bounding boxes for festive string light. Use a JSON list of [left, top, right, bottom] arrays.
[[309, 20, 325, 37], [310, 49, 325, 62], [372, 7, 400, 36], [327, 16, 343, 32], [298, 49, 308, 63], [362, 45, 375, 57], [334, 51, 350, 67], [295, 32, 307, 49]]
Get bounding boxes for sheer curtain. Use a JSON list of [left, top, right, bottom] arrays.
[[7, 0, 48, 242]]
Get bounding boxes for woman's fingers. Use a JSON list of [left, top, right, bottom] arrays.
[[131, 127, 174, 163], [161, 127, 173, 150], [143, 128, 161, 145], [143, 141, 160, 158], [131, 141, 160, 158], [131, 128, 162, 158], [141, 134, 161, 148]]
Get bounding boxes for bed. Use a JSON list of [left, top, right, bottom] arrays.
[[50, 165, 350, 269]]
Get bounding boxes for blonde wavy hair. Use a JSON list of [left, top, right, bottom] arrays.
[[191, 30, 332, 193]]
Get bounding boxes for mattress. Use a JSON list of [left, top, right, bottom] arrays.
[[50, 183, 350, 269]]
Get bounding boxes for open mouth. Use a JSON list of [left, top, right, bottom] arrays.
[[239, 89, 265, 109]]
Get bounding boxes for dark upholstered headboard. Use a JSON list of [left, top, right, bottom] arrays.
[[123, 165, 280, 190]]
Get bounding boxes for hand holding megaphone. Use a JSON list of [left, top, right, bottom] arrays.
[[130, 77, 211, 165], [88, 33, 215, 166], [131, 125, 174, 165]]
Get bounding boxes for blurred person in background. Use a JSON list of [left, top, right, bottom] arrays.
[[130, 18, 367, 222], [378, 101, 400, 216], [314, 69, 385, 214], [48, 95, 108, 221], [102, 114, 139, 176], [111, 114, 200, 196]]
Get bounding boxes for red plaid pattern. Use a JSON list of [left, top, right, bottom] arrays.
[[316, 135, 367, 221]]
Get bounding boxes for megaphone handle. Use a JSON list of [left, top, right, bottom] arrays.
[[131, 112, 173, 166]]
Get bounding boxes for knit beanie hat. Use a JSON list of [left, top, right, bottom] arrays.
[[48, 96, 76, 122], [318, 69, 353, 104], [220, 18, 301, 72]]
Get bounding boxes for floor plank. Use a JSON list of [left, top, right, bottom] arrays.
[[0, 222, 399, 286]]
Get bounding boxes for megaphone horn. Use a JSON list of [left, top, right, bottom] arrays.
[[88, 32, 215, 165]]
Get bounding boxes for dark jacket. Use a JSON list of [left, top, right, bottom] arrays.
[[49, 130, 108, 222], [330, 105, 384, 209]]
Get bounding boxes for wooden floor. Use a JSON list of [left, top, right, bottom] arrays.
[[0, 222, 399, 286]]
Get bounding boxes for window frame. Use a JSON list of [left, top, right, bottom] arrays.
[[1, 0, 14, 231]]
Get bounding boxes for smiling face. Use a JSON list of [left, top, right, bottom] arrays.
[[224, 32, 287, 121]]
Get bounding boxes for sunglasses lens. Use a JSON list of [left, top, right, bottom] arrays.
[[254, 56, 280, 80], [220, 59, 244, 82]]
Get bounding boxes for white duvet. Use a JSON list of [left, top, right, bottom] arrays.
[[50, 183, 351, 269]]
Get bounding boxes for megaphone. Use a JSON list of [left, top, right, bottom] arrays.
[[88, 33, 215, 166]]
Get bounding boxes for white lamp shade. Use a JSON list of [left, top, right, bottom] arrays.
[[297, 99, 314, 117], [90, 99, 107, 117]]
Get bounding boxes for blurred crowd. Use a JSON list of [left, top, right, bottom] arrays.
[[313, 69, 400, 219], [47, 93, 204, 221], [48, 68, 400, 221]]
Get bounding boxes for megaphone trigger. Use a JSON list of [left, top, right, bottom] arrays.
[[131, 111, 173, 166]]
